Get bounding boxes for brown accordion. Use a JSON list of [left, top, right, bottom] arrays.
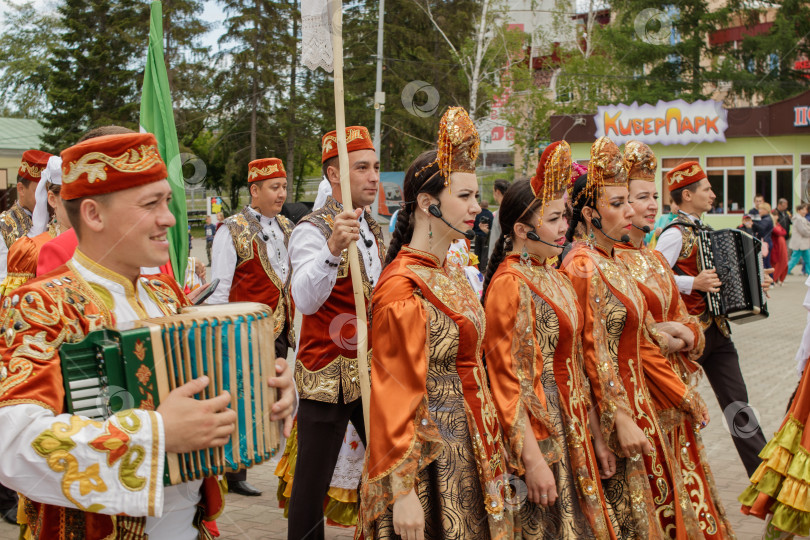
[[697, 228, 768, 323], [59, 302, 281, 485]]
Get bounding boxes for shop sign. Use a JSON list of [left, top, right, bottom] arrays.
[[795, 106, 809, 127], [594, 99, 728, 146]]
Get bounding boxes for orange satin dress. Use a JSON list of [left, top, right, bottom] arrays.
[[484, 253, 616, 539], [562, 242, 702, 540], [615, 242, 736, 539], [0, 230, 55, 296], [358, 246, 513, 539]]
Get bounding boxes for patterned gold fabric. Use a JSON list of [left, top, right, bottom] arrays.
[[0, 202, 32, 249]]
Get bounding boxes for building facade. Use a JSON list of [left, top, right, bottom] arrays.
[[550, 90, 810, 229]]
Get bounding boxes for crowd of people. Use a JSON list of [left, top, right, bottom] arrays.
[[0, 107, 808, 540]]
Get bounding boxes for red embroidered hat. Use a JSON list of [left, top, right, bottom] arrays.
[[60, 133, 168, 200], [321, 126, 375, 163], [665, 161, 706, 192], [18, 150, 54, 183], [248, 157, 286, 183], [623, 140, 657, 182], [531, 140, 572, 202]]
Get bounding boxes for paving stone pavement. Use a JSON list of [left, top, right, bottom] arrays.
[[1, 270, 807, 540]]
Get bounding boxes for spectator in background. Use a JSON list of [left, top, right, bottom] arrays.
[[646, 200, 678, 247], [204, 215, 217, 266], [771, 208, 788, 285], [388, 208, 399, 234], [738, 214, 756, 237], [473, 199, 493, 272], [756, 202, 774, 268], [749, 193, 765, 222], [487, 178, 510, 257], [216, 211, 225, 231], [788, 204, 810, 277], [776, 197, 792, 239]]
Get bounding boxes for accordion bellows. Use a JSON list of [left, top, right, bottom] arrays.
[[60, 302, 280, 485]]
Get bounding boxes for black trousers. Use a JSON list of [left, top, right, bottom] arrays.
[[697, 322, 767, 477], [287, 391, 366, 540], [0, 482, 16, 512]]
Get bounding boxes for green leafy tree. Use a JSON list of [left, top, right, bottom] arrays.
[[41, 0, 149, 150], [713, 0, 810, 104], [0, 1, 61, 117]]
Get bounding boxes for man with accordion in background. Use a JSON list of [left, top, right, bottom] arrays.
[[0, 132, 296, 538], [656, 161, 768, 477]]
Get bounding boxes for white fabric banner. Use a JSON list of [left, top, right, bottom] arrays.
[[301, 0, 334, 72]]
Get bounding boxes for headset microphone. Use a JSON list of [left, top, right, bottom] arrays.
[[633, 224, 651, 233], [526, 230, 564, 250], [590, 211, 630, 243], [428, 204, 476, 241]]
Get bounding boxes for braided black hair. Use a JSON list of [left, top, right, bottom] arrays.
[[384, 150, 446, 266], [482, 179, 542, 301], [565, 174, 592, 243]]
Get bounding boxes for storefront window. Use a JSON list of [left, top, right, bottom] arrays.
[[754, 155, 794, 211], [706, 156, 745, 214], [802, 155, 810, 204]]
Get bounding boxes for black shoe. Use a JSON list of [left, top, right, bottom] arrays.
[[1, 503, 16, 525], [227, 480, 262, 497]]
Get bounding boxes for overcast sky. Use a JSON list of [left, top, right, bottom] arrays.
[[2, 0, 228, 51]]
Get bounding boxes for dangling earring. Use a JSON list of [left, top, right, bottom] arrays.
[[428, 221, 433, 250], [521, 244, 529, 265], [586, 227, 596, 248]]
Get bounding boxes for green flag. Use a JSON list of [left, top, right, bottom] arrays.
[[140, 0, 187, 281]]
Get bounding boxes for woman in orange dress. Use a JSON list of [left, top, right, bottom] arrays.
[[561, 137, 703, 539], [614, 141, 735, 539], [0, 156, 68, 296], [358, 107, 512, 539], [482, 141, 617, 539]]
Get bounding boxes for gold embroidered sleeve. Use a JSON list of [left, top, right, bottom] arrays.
[[483, 274, 561, 474], [359, 292, 443, 533]]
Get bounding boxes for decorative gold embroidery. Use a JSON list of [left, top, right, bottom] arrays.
[[32, 416, 107, 513], [63, 144, 162, 184], [18, 161, 44, 179], [248, 163, 284, 180], [294, 354, 367, 404], [0, 202, 33, 248]]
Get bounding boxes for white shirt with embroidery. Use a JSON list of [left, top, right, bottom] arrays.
[[289, 213, 382, 316], [0, 253, 200, 539], [655, 213, 699, 294], [208, 207, 289, 306]]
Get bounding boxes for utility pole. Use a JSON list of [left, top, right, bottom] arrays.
[[373, 0, 385, 161], [371, 0, 385, 220]]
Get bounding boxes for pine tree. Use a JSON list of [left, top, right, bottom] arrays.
[[0, 1, 60, 117], [41, 0, 149, 151]]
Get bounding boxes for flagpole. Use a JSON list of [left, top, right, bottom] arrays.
[[328, 0, 371, 442]]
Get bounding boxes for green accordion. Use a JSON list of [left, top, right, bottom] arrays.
[[59, 302, 281, 486]]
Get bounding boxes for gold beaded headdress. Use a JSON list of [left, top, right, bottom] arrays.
[[530, 140, 572, 222], [432, 106, 480, 186], [623, 140, 657, 182], [581, 136, 627, 203]]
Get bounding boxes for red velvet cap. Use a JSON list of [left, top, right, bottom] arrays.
[[60, 133, 167, 200], [18, 150, 53, 182], [321, 126, 375, 163], [248, 157, 286, 183], [665, 161, 706, 192]]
